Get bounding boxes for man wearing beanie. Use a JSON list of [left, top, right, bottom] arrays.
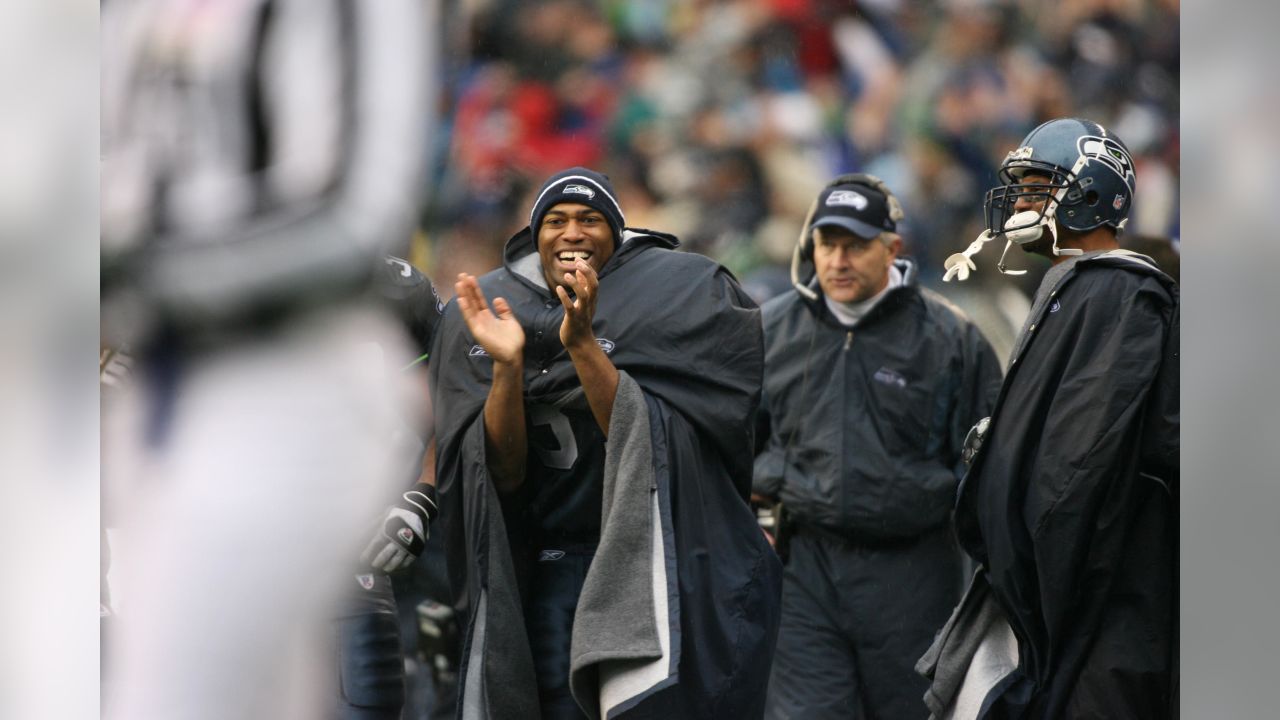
[[431, 167, 782, 719], [751, 174, 1001, 718]]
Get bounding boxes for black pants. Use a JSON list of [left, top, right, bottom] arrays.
[[524, 542, 597, 720], [334, 573, 405, 720], [764, 526, 963, 720]]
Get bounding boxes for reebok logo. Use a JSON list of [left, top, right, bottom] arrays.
[[539, 550, 566, 562], [873, 367, 907, 388], [563, 184, 596, 199], [469, 345, 489, 358], [826, 190, 868, 210]]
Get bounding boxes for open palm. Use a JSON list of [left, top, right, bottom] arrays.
[[455, 273, 525, 364]]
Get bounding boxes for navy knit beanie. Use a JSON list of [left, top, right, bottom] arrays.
[[529, 167, 626, 245]]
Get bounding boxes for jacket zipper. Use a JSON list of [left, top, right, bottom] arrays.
[[843, 330, 853, 351]]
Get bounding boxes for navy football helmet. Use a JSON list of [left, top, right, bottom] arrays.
[[985, 117, 1137, 238], [944, 118, 1137, 281]]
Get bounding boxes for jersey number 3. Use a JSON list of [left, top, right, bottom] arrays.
[[529, 404, 578, 470]]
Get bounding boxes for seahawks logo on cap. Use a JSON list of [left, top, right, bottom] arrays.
[[563, 184, 596, 199], [826, 190, 869, 210]]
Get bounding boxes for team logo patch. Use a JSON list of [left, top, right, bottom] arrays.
[[397, 527, 415, 544], [356, 574, 376, 590], [539, 550, 566, 562], [563, 184, 596, 199], [468, 344, 489, 358], [826, 190, 868, 210], [596, 338, 615, 354], [873, 367, 907, 388]]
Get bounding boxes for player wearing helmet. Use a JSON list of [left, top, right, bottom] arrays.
[[754, 174, 1001, 719], [942, 117, 1139, 281], [920, 119, 1179, 718]]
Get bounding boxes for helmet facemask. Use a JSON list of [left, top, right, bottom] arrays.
[[944, 159, 1085, 282]]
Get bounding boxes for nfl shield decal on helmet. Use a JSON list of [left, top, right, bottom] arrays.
[[356, 574, 376, 590]]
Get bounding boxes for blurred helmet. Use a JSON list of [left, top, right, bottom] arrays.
[[101, 0, 430, 333], [984, 118, 1137, 239]]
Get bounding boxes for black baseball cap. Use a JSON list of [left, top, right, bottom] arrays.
[[810, 181, 897, 239]]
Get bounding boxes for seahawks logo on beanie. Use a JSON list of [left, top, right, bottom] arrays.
[[529, 167, 626, 244]]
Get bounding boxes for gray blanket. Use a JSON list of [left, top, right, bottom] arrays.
[[916, 570, 1019, 720]]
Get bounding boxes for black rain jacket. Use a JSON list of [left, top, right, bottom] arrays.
[[753, 258, 1002, 540], [430, 227, 781, 719], [954, 250, 1179, 718]]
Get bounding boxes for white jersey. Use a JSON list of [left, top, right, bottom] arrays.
[[102, 0, 430, 327]]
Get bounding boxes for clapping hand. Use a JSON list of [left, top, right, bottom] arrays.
[[455, 273, 525, 364], [556, 259, 599, 351]]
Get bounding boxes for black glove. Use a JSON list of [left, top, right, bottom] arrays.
[[360, 485, 439, 572]]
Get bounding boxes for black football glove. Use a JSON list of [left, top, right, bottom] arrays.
[[361, 485, 439, 573]]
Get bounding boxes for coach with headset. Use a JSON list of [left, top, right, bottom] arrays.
[[751, 174, 1001, 718]]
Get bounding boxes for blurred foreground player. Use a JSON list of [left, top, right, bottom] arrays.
[[921, 118, 1179, 718], [100, 1, 431, 717]]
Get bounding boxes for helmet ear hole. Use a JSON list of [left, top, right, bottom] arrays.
[[1084, 190, 1099, 206]]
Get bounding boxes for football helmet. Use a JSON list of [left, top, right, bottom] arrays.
[[944, 118, 1137, 281]]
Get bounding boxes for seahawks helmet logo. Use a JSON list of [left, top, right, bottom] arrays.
[[1077, 135, 1135, 191], [563, 184, 596, 199]]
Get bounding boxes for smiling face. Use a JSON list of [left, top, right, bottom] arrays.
[[537, 202, 615, 289], [812, 225, 900, 304]]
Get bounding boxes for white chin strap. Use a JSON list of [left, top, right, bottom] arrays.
[[942, 210, 1081, 282]]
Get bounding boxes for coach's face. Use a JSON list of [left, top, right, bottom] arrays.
[[538, 202, 615, 290], [813, 225, 900, 304]]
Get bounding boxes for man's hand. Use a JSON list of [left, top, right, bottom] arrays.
[[361, 486, 439, 573], [456, 273, 525, 364], [556, 259, 599, 350]]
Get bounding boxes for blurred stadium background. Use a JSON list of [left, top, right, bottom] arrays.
[[409, 0, 1179, 360]]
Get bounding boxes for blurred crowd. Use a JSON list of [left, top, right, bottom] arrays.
[[416, 0, 1179, 354]]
